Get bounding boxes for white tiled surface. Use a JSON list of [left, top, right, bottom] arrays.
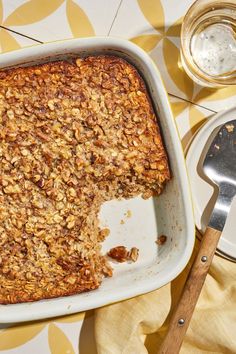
[[110, 0, 236, 112], [0, 1, 235, 353], [1, 0, 122, 41]]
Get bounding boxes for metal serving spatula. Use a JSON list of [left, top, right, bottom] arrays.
[[159, 120, 236, 354]]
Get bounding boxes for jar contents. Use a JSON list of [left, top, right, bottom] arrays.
[[191, 23, 236, 77]]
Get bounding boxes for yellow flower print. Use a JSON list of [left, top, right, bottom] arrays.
[[0, 0, 95, 53], [0, 312, 87, 351], [0, 29, 20, 52]]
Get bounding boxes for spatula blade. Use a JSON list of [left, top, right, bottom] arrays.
[[203, 119, 236, 231], [203, 119, 236, 187]]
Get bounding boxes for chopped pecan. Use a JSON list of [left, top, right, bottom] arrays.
[[156, 235, 167, 245], [107, 246, 139, 263]]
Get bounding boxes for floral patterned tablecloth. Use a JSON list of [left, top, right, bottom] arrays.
[[0, 1, 236, 353]]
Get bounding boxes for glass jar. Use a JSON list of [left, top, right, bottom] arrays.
[[181, 0, 236, 87]]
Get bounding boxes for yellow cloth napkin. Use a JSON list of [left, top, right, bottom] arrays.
[[94, 239, 236, 353]]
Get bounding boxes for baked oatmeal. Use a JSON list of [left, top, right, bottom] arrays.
[[0, 56, 170, 304]]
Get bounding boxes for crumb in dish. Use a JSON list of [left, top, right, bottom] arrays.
[[107, 246, 139, 263], [156, 235, 168, 245]]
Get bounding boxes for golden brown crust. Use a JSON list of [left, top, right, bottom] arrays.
[[0, 55, 170, 304]]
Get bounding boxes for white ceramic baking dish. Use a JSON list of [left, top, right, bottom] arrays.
[[0, 37, 195, 323]]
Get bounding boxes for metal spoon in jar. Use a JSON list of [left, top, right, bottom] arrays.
[[159, 119, 236, 354]]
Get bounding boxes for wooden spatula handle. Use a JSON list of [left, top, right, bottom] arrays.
[[159, 227, 221, 354]]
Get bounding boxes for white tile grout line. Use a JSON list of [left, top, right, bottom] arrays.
[[107, 0, 123, 36], [0, 25, 43, 43], [168, 93, 217, 114]]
